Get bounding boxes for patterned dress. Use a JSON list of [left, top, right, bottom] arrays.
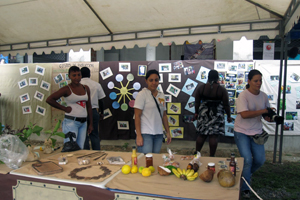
[[196, 86, 225, 136]]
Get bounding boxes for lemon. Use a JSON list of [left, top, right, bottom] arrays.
[[149, 166, 155, 173], [142, 167, 152, 177], [122, 165, 131, 174], [131, 165, 138, 174]]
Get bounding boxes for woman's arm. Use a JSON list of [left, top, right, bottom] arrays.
[[221, 87, 232, 122], [240, 109, 268, 119], [85, 85, 93, 134], [134, 108, 143, 146], [46, 87, 71, 113], [162, 111, 171, 144]]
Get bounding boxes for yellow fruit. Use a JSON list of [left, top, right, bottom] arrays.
[[131, 165, 138, 174], [122, 165, 131, 174], [142, 168, 152, 177], [172, 168, 180, 178], [177, 168, 183, 175], [149, 166, 155, 173], [187, 169, 195, 177]]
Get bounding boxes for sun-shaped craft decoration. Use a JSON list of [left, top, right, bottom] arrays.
[[108, 73, 140, 111]]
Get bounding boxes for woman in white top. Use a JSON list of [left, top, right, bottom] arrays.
[[46, 66, 93, 149], [234, 69, 272, 199], [134, 69, 171, 154]]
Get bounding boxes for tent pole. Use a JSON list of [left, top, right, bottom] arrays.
[[273, 22, 285, 163], [278, 40, 288, 163]]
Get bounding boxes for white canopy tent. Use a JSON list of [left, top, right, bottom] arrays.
[[0, 0, 299, 56]]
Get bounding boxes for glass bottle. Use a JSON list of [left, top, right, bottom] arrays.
[[229, 153, 236, 176], [131, 146, 137, 167]]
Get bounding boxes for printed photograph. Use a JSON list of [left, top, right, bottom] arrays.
[[270, 75, 279, 81], [268, 94, 274, 102], [237, 71, 244, 78], [36, 105, 46, 116], [296, 101, 300, 109], [227, 90, 236, 98], [35, 65, 45, 76], [170, 104, 179, 113], [117, 121, 129, 130], [228, 64, 237, 72], [290, 72, 300, 82], [173, 60, 184, 70], [219, 72, 226, 84], [166, 84, 180, 97], [225, 82, 236, 89], [185, 83, 195, 91], [183, 115, 194, 123], [22, 106, 32, 114], [159, 63, 171, 72], [18, 79, 28, 89], [230, 107, 236, 115], [103, 108, 112, 120], [165, 94, 172, 102], [40, 80, 50, 91], [225, 73, 237, 82], [188, 101, 195, 108], [119, 62, 131, 72], [34, 91, 44, 101], [20, 93, 30, 103], [170, 127, 183, 138], [283, 122, 294, 131], [215, 62, 226, 70], [247, 63, 254, 71], [183, 66, 195, 75], [29, 78, 38, 86], [159, 74, 163, 83], [238, 63, 246, 70], [236, 84, 245, 90], [157, 84, 163, 92], [168, 73, 181, 82], [168, 102, 182, 114], [65, 73, 70, 81], [229, 98, 235, 106], [138, 65, 147, 76], [100, 67, 113, 80], [54, 73, 64, 84], [286, 112, 298, 120], [19, 66, 29, 76], [59, 81, 68, 88], [168, 115, 177, 126]]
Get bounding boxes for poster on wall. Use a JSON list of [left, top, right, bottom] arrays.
[[263, 42, 275, 60]]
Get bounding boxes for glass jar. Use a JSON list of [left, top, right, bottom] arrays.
[[145, 154, 153, 168], [207, 162, 215, 172]]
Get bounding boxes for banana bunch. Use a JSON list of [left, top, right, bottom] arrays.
[[172, 168, 198, 181]]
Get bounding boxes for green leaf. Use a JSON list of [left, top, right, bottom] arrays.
[[16, 132, 23, 136], [24, 129, 33, 138], [53, 132, 65, 138], [53, 120, 61, 133], [32, 126, 43, 133], [44, 130, 53, 134], [50, 138, 57, 148]]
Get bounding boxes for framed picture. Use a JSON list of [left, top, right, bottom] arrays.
[[159, 63, 171, 72], [103, 108, 112, 120], [170, 127, 184, 138], [40, 80, 50, 91], [166, 84, 180, 98], [34, 91, 44, 101], [65, 73, 70, 81], [119, 62, 131, 72], [159, 74, 163, 83], [59, 81, 68, 88], [167, 102, 181, 114], [19, 66, 29, 76], [36, 105, 46, 116], [35, 65, 45, 76], [18, 79, 28, 89], [173, 60, 184, 70], [165, 94, 172, 102], [168, 73, 181, 82], [157, 84, 163, 92], [29, 77, 38, 86], [20, 93, 30, 103], [100, 67, 113, 80], [54, 73, 64, 84], [22, 106, 32, 114], [117, 121, 129, 130], [138, 65, 147, 76]]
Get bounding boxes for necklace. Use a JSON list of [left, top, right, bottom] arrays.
[[68, 165, 111, 180]]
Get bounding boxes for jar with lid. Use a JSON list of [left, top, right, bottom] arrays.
[[207, 162, 215, 172], [145, 154, 153, 168]]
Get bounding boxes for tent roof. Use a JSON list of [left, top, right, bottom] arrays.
[[0, 0, 299, 56]]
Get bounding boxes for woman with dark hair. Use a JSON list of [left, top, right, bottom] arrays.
[[234, 69, 272, 199], [134, 69, 171, 154], [46, 66, 93, 149], [194, 69, 232, 157]]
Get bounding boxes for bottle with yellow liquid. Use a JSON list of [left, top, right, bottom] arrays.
[[131, 146, 137, 167]]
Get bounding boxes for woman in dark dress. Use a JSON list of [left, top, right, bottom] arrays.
[[194, 70, 232, 156]]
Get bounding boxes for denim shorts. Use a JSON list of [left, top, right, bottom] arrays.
[[137, 134, 163, 154], [62, 118, 87, 149]]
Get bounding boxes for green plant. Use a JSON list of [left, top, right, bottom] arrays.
[[122, 142, 129, 150], [16, 122, 43, 144], [44, 120, 65, 148]]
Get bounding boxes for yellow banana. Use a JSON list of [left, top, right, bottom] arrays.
[[182, 169, 186, 175], [187, 176, 196, 181], [192, 172, 198, 178], [186, 169, 195, 177], [172, 168, 180, 178], [177, 168, 183, 175], [186, 169, 191, 176]]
